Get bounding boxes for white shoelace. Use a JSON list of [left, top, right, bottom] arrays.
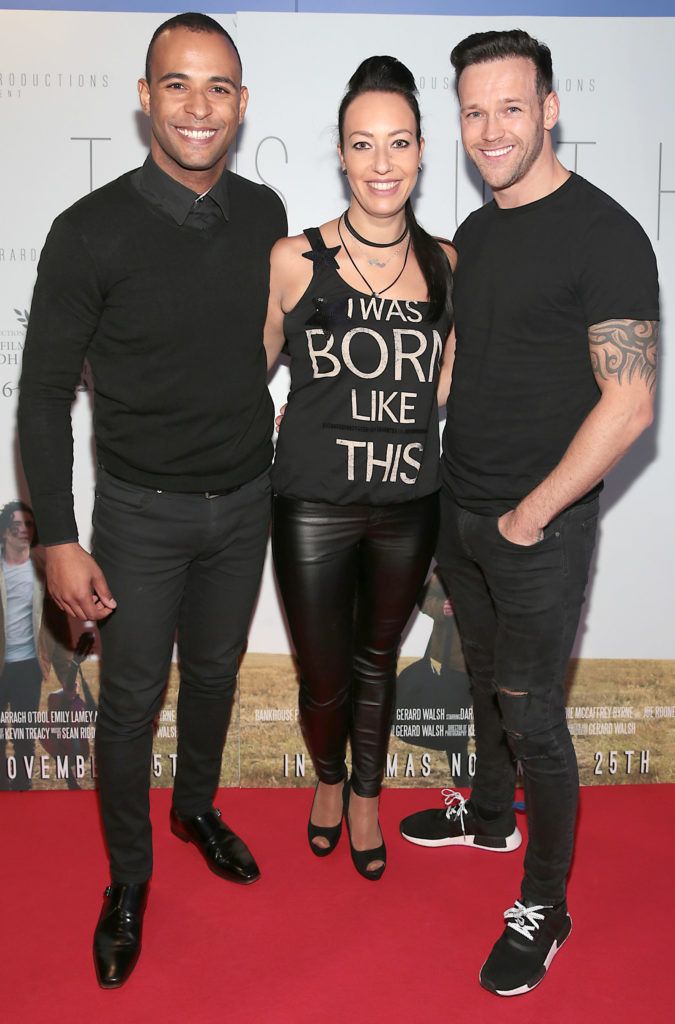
[[504, 901, 552, 941], [441, 789, 468, 833]]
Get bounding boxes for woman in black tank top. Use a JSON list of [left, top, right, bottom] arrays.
[[265, 56, 456, 880]]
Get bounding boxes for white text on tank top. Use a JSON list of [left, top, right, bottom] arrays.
[[305, 294, 442, 486]]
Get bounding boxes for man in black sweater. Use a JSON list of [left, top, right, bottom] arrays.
[[18, 13, 287, 988]]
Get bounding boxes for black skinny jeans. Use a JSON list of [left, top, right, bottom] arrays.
[[273, 493, 438, 798], [93, 467, 271, 883], [436, 491, 599, 905]]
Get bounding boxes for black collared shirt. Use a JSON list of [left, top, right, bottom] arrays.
[[19, 159, 287, 544], [134, 155, 229, 229]]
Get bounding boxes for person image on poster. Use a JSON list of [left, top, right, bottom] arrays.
[[265, 56, 455, 880], [393, 569, 473, 783], [18, 13, 286, 989], [0, 501, 70, 790], [399, 30, 659, 997], [419, 571, 472, 786]]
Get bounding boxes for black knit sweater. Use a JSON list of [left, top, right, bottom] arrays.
[[18, 162, 287, 544]]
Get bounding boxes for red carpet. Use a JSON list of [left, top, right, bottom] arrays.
[[1, 784, 672, 1024]]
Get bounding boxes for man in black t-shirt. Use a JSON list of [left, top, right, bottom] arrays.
[[400, 30, 659, 997], [18, 14, 286, 988]]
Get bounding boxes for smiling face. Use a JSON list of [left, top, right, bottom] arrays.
[[458, 56, 559, 205], [138, 27, 248, 191], [339, 90, 423, 227]]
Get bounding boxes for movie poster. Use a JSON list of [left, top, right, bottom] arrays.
[[2, 648, 672, 791], [1, 10, 674, 792], [237, 654, 674, 791]]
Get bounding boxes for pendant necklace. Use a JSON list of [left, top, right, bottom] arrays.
[[364, 244, 406, 269], [338, 215, 411, 298], [343, 209, 408, 268]]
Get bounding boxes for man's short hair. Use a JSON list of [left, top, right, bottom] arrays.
[[0, 500, 35, 544], [450, 29, 553, 101], [145, 12, 242, 84]]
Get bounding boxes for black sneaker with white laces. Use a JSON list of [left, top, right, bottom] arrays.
[[479, 899, 572, 997], [399, 789, 522, 852]]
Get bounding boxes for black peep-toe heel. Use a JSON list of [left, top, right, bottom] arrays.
[[343, 781, 387, 881], [307, 780, 344, 857]]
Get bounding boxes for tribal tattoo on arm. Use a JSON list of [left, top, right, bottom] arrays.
[[588, 319, 658, 393]]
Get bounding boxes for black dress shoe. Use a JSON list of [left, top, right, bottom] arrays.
[[170, 807, 261, 884], [93, 881, 148, 989]]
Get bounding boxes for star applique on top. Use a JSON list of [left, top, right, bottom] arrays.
[[302, 243, 341, 271], [306, 295, 352, 330]]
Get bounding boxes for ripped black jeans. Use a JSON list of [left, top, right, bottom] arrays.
[[436, 491, 599, 906]]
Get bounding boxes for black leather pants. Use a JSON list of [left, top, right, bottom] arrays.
[[272, 493, 438, 797]]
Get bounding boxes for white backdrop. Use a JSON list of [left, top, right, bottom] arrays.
[[1, 10, 673, 659]]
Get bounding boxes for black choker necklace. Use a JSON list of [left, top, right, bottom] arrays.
[[337, 216, 411, 298], [343, 210, 408, 249]]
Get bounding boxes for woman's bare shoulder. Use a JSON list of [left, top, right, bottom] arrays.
[[272, 219, 342, 267], [272, 232, 313, 260]]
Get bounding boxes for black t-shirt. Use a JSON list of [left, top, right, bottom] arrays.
[[442, 173, 659, 514], [273, 228, 452, 504]]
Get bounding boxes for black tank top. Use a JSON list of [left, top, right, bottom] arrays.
[[272, 227, 451, 504]]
